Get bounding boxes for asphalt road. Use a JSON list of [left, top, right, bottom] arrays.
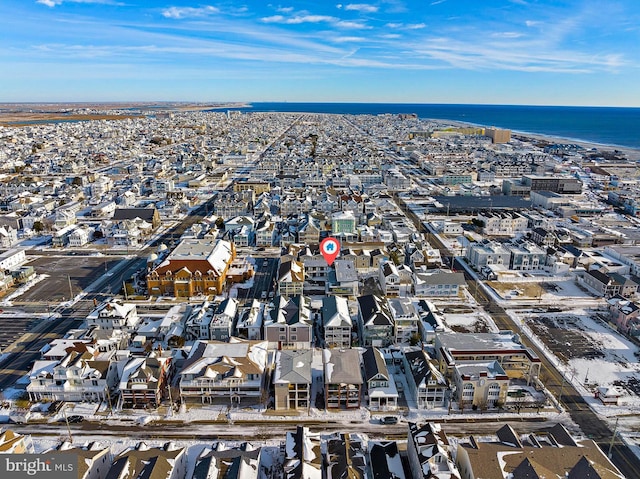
[[0, 197, 218, 396], [454, 257, 640, 478], [235, 257, 276, 304], [13, 413, 564, 443]]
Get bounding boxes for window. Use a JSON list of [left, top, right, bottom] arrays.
[[462, 383, 474, 398], [487, 383, 501, 399]]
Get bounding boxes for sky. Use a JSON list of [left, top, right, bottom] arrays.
[[1, 1, 640, 106]]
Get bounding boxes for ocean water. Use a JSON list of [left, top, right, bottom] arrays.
[[229, 103, 640, 150]]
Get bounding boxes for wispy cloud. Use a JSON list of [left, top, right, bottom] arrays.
[[430, 0, 447, 5], [261, 14, 336, 24], [385, 22, 425, 30], [409, 34, 626, 73], [36, 0, 122, 6], [491, 31, 524, 38], [162, 6, 220, 19], [335, 20, 371, 29], [344, 4, 379, 13], [331, 36, 366, 43], [277, 6, 294, 13]]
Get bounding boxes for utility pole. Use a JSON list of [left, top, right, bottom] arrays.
[[558, 374, 566, 405], [62, 406, 73, 444], [67, 275, 73, 301], [608, 417, 619, 459]]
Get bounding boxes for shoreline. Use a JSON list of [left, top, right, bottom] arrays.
[[435, 118, 640, 160]]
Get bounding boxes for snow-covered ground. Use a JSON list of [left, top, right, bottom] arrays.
[[0, 274, 49, 306], [440, 310, 498, 333], [514, 308, 640, 420]]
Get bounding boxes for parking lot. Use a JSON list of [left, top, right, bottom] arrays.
[[15, 255, 123, 303]]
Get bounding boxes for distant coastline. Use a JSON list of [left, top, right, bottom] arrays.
[[232, 102, 640, 152], [2, 101, 638, 155]]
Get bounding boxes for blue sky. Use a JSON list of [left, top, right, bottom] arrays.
[[2, 0, 639, 106]]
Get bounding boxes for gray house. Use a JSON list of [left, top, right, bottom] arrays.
[[273, 349, 312, 411], [358, 294, 395, 348], [322, 295, 353, 348]]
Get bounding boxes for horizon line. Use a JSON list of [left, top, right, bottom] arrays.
[[1, 101, 640, 109]]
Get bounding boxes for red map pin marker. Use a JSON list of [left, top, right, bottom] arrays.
[[320, 237, 341, 266]]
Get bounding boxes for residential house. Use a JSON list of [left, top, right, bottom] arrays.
[[388, 297, 420, 344], [414, 270, 466, 297], [302, 254, 329, 292], [184, 300, 216, 340], [363, 347, 398, 411], [331, 211, 357, 240], [0, 226, 18, 248], [358, 294, 395, 348], [323, 348, 363, 409], [118, 353, 172, 408], [476, 211, 528, 236], [328, 259, 359, 297], [416, 300, 445, 344], [146, 239, 235, 297], [234, 300, 264, 340], [179, 339, 268, 406], [106, 442, 187, 479], [456, 424, 622, 479], [370, 248, 389, 270], [298, 216, 321, 246], [465, 241, 510, 270], [50, 442, 113, 479], [407, 422, 460, 479], [255, 218, 276, 247], [607, 295, 640, 336], [504, 240, 547, 271], [404, 350, 448, 409], [264, 295, 313, 350], [209, 298, 238, 341], [531, 227, 557, 247], [104, 217, 152, 247], [326, 434, 368, 479], [68, 226, 93, 247], [435, 332, 541, 386], [583, 269, 638, 298], [406, 243, 442, 269], [193, 443, 261, 479], [454, 361, 509, 410], [0, 249, 26, 271], [342, 248, 372, 272], [379, 260, 400, 296], [273, 349, 312, 411], [284, 427, 322, 479], [322, 295, 353, 349], [277, 260, 305, 297], [0, 429, 34, 454], [369, 441, 406, 479], [112, 207, 161, 230], [86, 300, 139, 331], [27, 344, 118, 403]]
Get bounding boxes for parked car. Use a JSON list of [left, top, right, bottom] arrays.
[[379, 416, 398, 425], [67, 415, 84, 423]]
